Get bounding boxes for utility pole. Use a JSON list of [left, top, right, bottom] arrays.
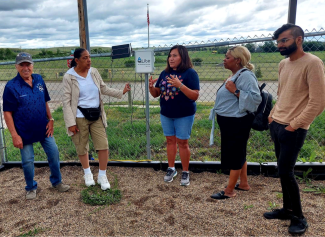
[[77, 0, 90, 51], [287, 0, 297, 24]]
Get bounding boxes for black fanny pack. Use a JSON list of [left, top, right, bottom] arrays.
[[77, 106, 101, 121]]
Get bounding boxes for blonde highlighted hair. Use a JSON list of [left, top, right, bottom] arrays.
[[228, 46, 254, 71]]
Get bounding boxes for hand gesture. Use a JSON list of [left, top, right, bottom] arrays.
[[167, 74, 181, 88], [46, 120, 54, 137], [149, 76, 158, 88], [225, 80, 236, 93], [12, 134, 23, 149], [123, 83, 131, 94], [69, 125, 79, 135]]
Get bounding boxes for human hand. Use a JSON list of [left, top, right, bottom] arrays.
[[123, 83, 131, 94], [149, 76, 158, 88], [285, 125, 296, 132], [46, 120, 54, 137], [69, 125, 79, 135], [167, 74, 181, 88], [12, 134, 23, 149], [268, 117, 273, 124], [225, 80, 237, 93]]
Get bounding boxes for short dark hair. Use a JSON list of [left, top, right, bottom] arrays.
[[165, 45, 193, 73], [272, 23, 304, 41], [70, 48, 87, 68]]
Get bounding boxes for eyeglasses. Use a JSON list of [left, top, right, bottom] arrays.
[[276, 38, 294, 45]]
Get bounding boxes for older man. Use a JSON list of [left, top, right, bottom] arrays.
[[3, 52, 70, 200]]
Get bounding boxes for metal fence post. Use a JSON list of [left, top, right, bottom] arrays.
[[145, 73, 151, 160], [0, 107, 6, 164]]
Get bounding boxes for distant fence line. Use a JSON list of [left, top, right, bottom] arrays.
[[1, 29, 325, 164], [0, 30, 324, 66]]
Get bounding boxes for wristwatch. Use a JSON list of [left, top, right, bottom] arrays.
[[49, 118, 55, 121], [234, 89, 240, 96]]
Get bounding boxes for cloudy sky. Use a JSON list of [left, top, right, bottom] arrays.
[[0, 0, 324, 49]]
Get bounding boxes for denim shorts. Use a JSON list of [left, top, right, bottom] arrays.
[[160, 114, 195, 140]]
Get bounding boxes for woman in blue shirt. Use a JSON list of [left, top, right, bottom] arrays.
[[210, 46, 261, 199], [149, 45, 200, 186]]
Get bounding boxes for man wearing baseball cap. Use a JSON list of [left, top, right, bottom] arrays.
[[2, 52, 70, 200]]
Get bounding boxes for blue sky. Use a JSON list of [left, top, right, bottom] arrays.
[[0, 0, 324, 49]]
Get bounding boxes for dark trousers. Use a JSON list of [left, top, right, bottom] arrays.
[[217, 114, 254, 170], [269, 121, 307, 217]]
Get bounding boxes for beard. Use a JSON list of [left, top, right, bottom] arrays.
[[279, 41, 298, 56]]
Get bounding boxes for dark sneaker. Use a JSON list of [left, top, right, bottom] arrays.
[[164, 168, 177, 182], [288, 216, 308, 235], [180, 172, 190, 186], [263, 208, 293, 220]]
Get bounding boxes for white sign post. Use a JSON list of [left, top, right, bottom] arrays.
[[135, 49, 155, 160]]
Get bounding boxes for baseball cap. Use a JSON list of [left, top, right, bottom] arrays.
[[16, 52, 33, 65]]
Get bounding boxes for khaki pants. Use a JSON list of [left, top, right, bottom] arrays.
[[71, 117, 108, 155]]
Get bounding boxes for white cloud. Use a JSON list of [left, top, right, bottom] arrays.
[[0, 0, 323, 49]]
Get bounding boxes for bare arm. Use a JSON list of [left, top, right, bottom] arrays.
[[167, 75, 199, 101], [149, 77, 161, 98], [4, 111, 23, 149]]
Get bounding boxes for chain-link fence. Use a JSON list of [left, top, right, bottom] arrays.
[[1, 29, 325, 163]]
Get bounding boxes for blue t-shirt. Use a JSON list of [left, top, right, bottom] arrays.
[[155, 68, 200, 118], [3, 73, 51, 145]]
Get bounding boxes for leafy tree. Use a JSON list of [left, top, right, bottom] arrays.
[[245, 43, 256, 53], [192, 57, 203, 66], [217, 46, 229, 54], [303, 41, 325, 51], [261, 41, 277, 53], [0, 48, 4, 60], [255, 66, 263, 78], [4, 48, 15, 59]]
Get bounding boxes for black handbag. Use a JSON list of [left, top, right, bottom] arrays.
[[77, 106, 101, 121]]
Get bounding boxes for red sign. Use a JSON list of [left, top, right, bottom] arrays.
[[67, 54, 73, 68]]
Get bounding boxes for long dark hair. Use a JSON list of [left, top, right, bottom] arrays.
[[165, 45, 193, 73], [70, 48, 87, 68]]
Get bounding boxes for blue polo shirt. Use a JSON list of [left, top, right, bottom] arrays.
[[155, 68, 200, 118], [3, 73, 50, 145]]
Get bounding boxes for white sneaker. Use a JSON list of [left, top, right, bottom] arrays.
[[84, 173, 95, 187], [97, 175, 110, 190]]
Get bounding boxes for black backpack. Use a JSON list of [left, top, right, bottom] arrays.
[[251, 83, 273, 131], [233, 70, 273, 131]]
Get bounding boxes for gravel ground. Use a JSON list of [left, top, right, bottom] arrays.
[[0, 165, 325, 236]]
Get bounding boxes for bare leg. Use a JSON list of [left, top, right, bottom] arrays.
[[176, 138, 190, 171], [166, 136, 177, 167], [79, 153, 89, 169], [98, 149, 109, 171], [238, 161, 250, 190], [224, 169, 241, 197]]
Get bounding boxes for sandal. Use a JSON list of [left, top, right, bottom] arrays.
[[234, 184, 250, 191], [211, 191, 230, 200], [225, 183, 250, 191]]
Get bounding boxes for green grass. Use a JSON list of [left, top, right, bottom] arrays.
[[81, 170, 122, 206], [18, 227, 48, 237], [1, 50, 324, 81], [4, 103, 325, 163]]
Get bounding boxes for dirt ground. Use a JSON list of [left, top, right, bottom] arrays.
[[0, 165, 325, 236]]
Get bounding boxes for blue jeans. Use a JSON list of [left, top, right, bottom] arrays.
[[20, 136, 62, 191], [160, 114, 195, 140], [269, 121, 307, 217]]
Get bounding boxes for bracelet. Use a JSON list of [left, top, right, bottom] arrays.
[[49, 118, 54, 121], [178, 83, 184, 90]]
